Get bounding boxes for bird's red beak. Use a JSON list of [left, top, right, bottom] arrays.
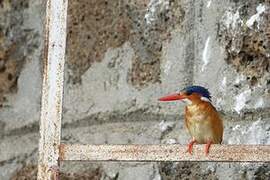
[[158, 93, 184, 101]]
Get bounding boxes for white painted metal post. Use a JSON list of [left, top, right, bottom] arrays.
[[37, 0, 68, 179]]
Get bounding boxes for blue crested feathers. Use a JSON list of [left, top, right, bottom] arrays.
[[183, 85, 211, 100]]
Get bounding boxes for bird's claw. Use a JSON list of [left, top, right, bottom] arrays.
[[204, 141, 212, 155], [187, 139, 197, 154], [186, 140, 212, 156]]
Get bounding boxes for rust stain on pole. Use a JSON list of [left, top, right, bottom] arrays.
[[37, 0, 68, 179], [60, 144, 270, 162]]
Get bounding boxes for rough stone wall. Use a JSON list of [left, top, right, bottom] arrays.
[[0, 0, 270, 179]]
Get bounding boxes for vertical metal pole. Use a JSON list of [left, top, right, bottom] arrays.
[[37, 0, 68, 179]]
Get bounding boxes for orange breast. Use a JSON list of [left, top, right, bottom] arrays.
[[185, 102, 223, 144]]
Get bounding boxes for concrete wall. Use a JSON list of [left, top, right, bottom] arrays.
[[0, 0, 270, 179]]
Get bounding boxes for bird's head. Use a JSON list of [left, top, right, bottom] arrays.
[[158, 85, 211, 105]]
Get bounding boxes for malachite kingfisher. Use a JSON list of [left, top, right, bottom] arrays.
[[159, 85, 223, 155]]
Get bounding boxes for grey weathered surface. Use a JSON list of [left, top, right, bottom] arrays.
[[0, 0, 270, 179]]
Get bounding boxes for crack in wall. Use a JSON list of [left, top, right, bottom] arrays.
[[2, 106, 270, 139], [0, 147, 37, 167]]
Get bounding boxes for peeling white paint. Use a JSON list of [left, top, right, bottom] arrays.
[[227, 135, 241, 145], [152, 172, 162, 180], [246, 4, 267, 29], [215, 98, 222, 108], [145, 0, 170, 25], [227, 118, 269, 144], [202, 37, 211, 72], [165, 138, 177, 144], [232, 124, 241, 131], [218, 76, 227, 94], [234, 74, 245, 84], [222, 77, 227, 87], [245, 119, 262, 144], [254, 97, 264, 109], [164, 60, 172, 75], [206, 0, 212, 8], [234, 89, 251, 114], [223, 9, 242, 29], [159, 120, 175, 132]]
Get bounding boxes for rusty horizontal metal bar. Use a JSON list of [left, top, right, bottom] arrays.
[[60, 144, 270, 162]]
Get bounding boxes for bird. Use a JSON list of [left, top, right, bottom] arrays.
[[158, 85, 223, 155]]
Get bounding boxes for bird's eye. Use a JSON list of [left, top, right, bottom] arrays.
[[186, 91, 192, 96]]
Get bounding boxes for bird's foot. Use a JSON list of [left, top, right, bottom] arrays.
[[205, 141, 212, 155], [187, 139, 197, 154]]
